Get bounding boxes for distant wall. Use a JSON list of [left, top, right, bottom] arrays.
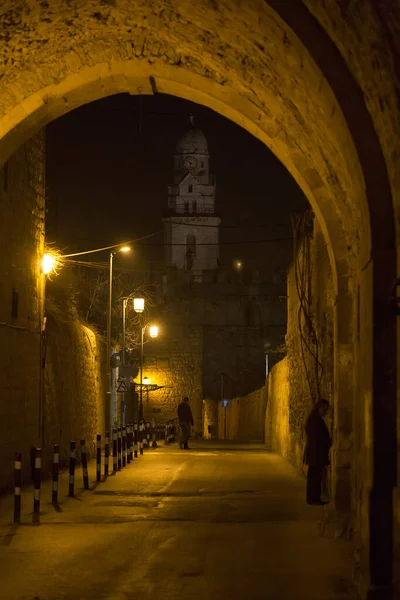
[[217, 385, 267, 441], [264, 358, 293, 460]]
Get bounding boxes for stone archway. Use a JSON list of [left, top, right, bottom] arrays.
[[0, 1, 397, 596]]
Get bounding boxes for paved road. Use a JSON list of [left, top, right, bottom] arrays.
[[0, 442, 355, 600]]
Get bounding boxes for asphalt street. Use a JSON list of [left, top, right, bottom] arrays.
[[0, 441, 355, 600]]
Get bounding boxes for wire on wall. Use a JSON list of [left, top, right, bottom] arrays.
[[292, 209, 323, 403]]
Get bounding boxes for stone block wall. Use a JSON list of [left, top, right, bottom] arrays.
[[282, 217, 335, 470], [139, 323, 203, 434], [0, 132, 45, 492]]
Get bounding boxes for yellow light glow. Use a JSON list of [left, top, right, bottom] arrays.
[[133, 297, 145, 313], [119, 246, 131, 253], [42, 253, 57, 275], [149, 325, 159, 339], [143, 377, 150, 385]]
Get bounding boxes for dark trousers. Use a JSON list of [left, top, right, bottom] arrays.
[[306, 465, 323, 504], [179, 422, 191, 448]]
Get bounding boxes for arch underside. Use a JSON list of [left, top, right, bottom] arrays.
[[0, 0, 372, 286]]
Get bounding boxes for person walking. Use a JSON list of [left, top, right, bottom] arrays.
[[177, 397, 194, 450], [303, 398, 332, 505]]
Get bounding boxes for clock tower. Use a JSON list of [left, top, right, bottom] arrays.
[[163, 117, 221, 278]]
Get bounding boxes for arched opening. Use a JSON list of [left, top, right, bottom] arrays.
[[0, 1, 397, 596]]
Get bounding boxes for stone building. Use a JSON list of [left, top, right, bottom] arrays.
[[139, 121, 288, 435]]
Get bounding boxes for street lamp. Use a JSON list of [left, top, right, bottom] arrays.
[[42, 253, 58, 275], [133, 297, 145, 313], [149, 325, 158, 338], [136, 312, 159, 420], [107, 246, 131, 428]]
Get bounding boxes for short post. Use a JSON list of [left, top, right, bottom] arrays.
[[81, 440, 89, 490], [117, 427, 122, 471], [122, 426, 127, 468], [134, 421, 138, 458], [151, 420, 157, 449], [165, 422, 169, 445], [96, 434, 101, 482], [140, 421, 144, 455], [13, 453, 22, 524], [146, 422, 151, 448], [32, 448, 41, 523], [112, 429, 117, 474], [127, 424, 132, 464], [104, 431, 110, 477], [52, 445, 60, 504], [69, 441, 76, 497], [129, 423, 134, 461]]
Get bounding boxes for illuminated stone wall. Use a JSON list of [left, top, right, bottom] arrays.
[[44, 303, 106, 473]]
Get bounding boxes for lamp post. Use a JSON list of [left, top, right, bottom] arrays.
[[107, 246, 131, 429], [133, 297, 158, 420], [39, 253, 60, 446]]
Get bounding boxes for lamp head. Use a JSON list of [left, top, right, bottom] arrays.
[[143, 377, 150, 385], [42, 253, 58, 275], [149, 325, 159, 339], [119, 246, 131, 253], [133, 297, 145, 313]]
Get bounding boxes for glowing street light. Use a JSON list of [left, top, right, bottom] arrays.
[[143, 376, 150, 385], [149, 325, 159, 339], [133, 297, 145, 313], [42, 253, 58, 275], [120, 246, 131, 253]]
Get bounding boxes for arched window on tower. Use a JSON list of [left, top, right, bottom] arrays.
[[185, 234, 196, 270]]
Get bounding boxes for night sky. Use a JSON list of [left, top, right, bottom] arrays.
[[46, 93, 307, 275]]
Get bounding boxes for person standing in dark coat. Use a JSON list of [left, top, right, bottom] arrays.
[[177, 397, 194, 449], [304, 399, 332, 505]]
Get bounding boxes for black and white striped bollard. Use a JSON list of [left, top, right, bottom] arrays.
[[104, 431, 109, 477], [134, 421, 138, 458], [14, 453, 22, 524], [112, 429, 117, 473], [69, 441, 76, 497], [130, 423, 134, 461], [52, 445, 60, 504], [117, 427, 122, 471], [127, 424, 131, 464], [140, 422, 144, 455], [81, 440, 89, 490], [32, 448, 41, 523], [96, 434, 101, 482], [122, 427, 127, 468]]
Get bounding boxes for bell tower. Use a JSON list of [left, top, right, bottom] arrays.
[[163, 117, 221, 278]]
